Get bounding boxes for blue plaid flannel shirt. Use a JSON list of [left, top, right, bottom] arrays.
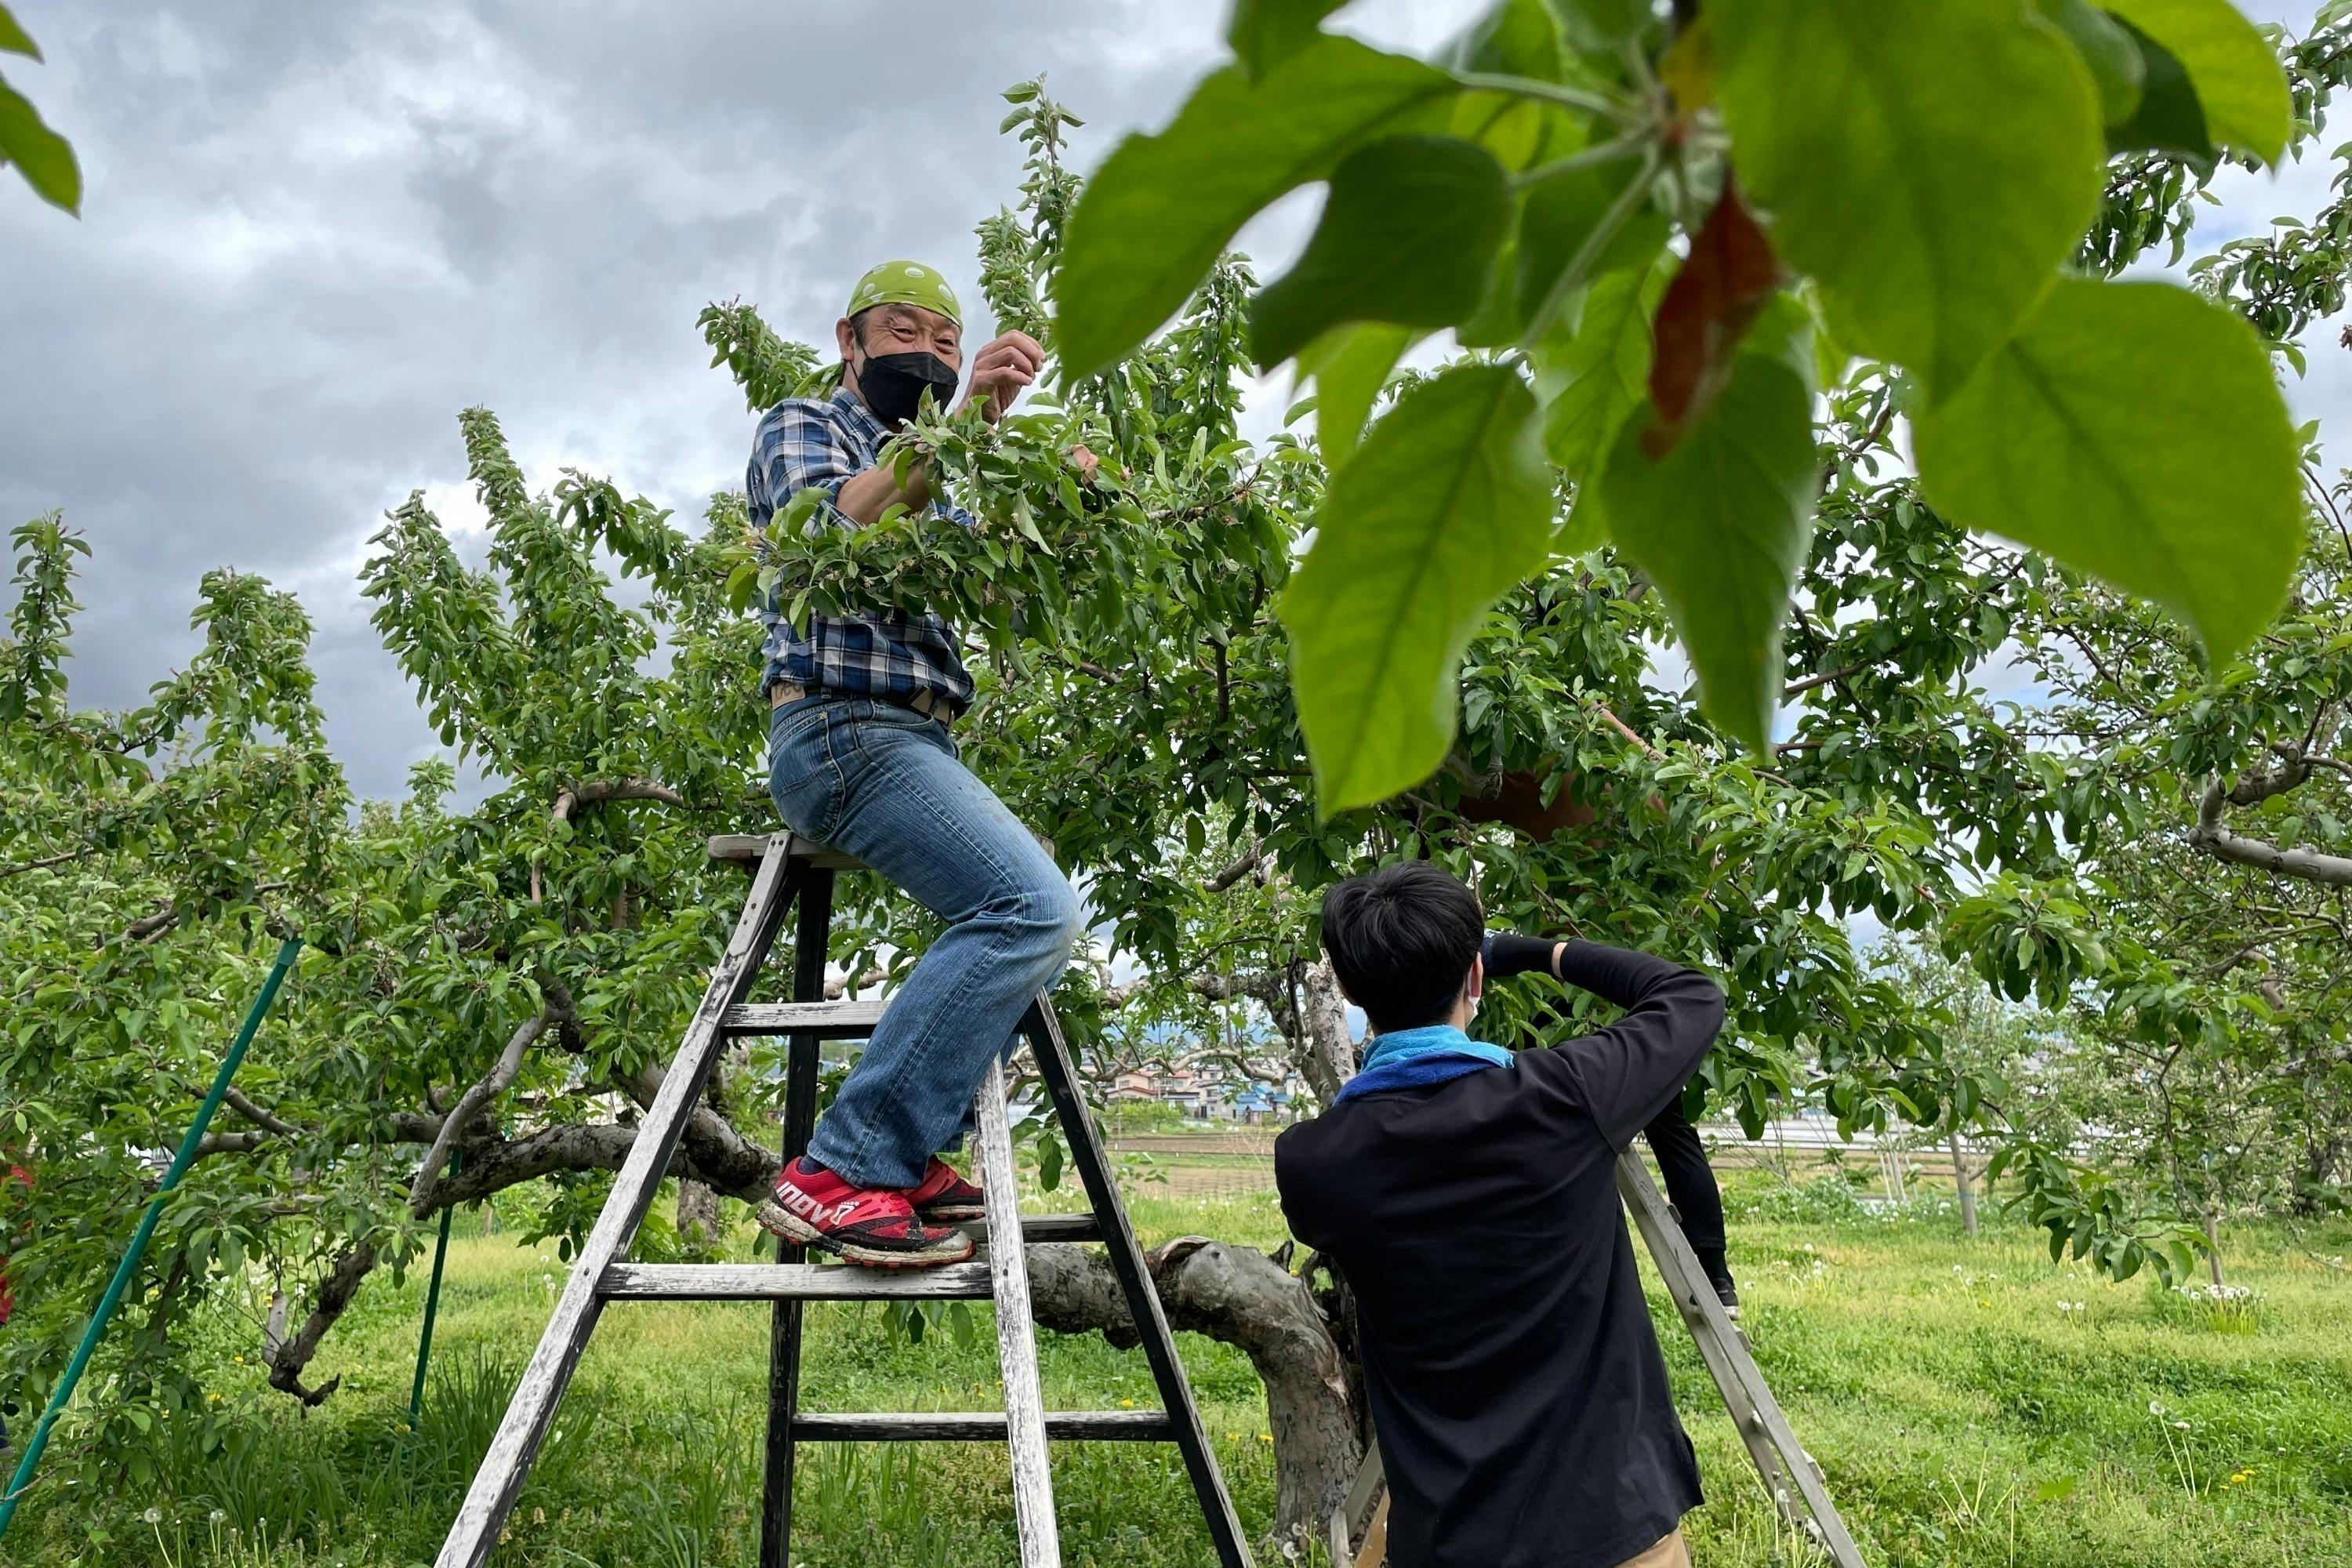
[[746, 388, 977, 717]]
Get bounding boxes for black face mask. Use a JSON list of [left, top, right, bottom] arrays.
[[855, 348, 959, 428]]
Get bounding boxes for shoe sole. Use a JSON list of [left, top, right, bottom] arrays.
[[758, 1201, 975, 1269], [914, 1201, 986, 1223]]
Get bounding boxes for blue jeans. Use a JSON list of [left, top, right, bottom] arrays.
[[767, 696, 1082, 1189]]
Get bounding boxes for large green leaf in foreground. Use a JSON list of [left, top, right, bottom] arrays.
[[1229, 0, 1352, 78], [1251, 134, 1511, 368], [1536, 260, 1668, 484], [1592, 352, 1820, 754], [1298, 321, 1421, 466], [1279, 364, 1552, 815], [2101, 0, 2288, 162], [1056, 36, 1457, 379], [1710, 0, 2103, 401], [1915, 277, 2302, 666]]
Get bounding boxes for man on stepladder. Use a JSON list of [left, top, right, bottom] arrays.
[[747, 261, 1086, 1269], [1276, 862, 1727, 1568]]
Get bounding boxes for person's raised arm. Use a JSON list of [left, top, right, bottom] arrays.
[[757, 391, 938, 530], [835, 458, 932, 524], [1540, 941, 1725, 1151], [1483, 931, 1566, 980]]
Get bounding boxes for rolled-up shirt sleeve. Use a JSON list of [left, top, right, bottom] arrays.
[[750, 400, 863, 535]]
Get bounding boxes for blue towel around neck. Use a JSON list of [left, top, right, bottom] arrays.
[[1334, 1024, 1512, 1105]]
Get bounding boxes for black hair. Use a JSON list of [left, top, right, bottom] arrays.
[[1319, 861, 1484, 1033]]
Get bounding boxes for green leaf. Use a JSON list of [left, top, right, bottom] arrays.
[[0, 6, 40, 60], [1914, 278, 2301, 665], [1534, 256, 1668, 481], [1252, 135, 1511, 368], [1710, 0, 2103, 400], [1446, 0, 1566, 82], [1591, 352, 1820, 753], [2106, 18, 2216, 165], [1230, 0, 1352, 77], [1512, 155, 1668, 331], [1279, 364, 1553, 813], [1057, 38, 1457, 379], [2039, 0, 2146, 124], [1298, 321, 1421, 465], [0, 76, 78, 214], [1546, 0, 1652, 56], [2101, 0, 2288, 162]]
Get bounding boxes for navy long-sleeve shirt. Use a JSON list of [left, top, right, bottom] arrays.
[[1276, 941, 1726, 1568]]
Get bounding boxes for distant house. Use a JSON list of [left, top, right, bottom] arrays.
[[1112, 1062, 1306, 1122]]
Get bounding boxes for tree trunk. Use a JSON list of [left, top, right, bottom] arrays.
[[2204, 1209, 2224, 1288], [676, 1178, 722, 1248], [1294, 957, 1357, 1105], [2295, 1133, 2346, 1216], [1027, 1236, 1360, 1552], [1949, 1132, 1977, 1238]]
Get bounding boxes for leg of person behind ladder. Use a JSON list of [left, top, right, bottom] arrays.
[[741, 258, 1086, 1269]]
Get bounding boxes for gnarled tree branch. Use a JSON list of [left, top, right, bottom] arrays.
[[1026, 1236, 1359, 1548], [409, 982, 576, 1217], [2190, 777, 2352, 887], [554, 777, 692, 821], [226, 1086, 302, 1137], [264, 1242, 379, 1406]]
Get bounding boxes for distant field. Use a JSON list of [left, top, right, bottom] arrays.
[[5, 1168, 2347, 1567]]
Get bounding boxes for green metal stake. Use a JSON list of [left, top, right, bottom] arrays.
[[408, 1149, 459, 1425], [0, 938, 302, 1542]]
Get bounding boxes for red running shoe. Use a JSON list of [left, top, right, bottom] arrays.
[[908, 1156, 985, 1222], [759, 1157, 974, 1269]]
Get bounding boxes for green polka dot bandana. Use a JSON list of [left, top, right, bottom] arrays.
[[846, 260, 962, 328]]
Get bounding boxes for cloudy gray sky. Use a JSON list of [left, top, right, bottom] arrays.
[[3, 1, 2338, 804]]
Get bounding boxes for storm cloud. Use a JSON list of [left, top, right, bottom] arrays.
[[2, 1, 2337, 801]]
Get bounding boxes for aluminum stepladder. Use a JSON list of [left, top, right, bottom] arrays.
[[434, 833, 1253, 1568], [1326, 1151, 1869, 1568]]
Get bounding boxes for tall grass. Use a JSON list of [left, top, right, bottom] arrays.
[[5, 1174, 2347, 1567]]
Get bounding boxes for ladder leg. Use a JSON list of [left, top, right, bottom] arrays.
[[1617, 1152, 1870, 1568], [1025, 1000, 1255, 1568], [435, 854, 802, 1568], [977, 1056, 1061, 1566], [761, 867, 836, 1568]]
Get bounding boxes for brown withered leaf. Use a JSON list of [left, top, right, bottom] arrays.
[[1646, 179, 1784, 456]]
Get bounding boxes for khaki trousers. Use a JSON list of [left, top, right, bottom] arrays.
[[1616, 1532, 1691, 1568]]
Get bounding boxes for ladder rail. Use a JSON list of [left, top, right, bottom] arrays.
[[760, 864, 834, 1568], [1615, 1152, 1869, 1568], [433, 850, 802, 1568], [1027, 1000, 1256, 1568], [978, 1054, 1062, 1567], [443, 831, 1254, 1568]]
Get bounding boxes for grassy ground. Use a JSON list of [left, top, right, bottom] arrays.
[[4, 1164, 2348, 1567]]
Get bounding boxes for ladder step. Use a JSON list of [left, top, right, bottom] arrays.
[[709, 833, 869, 871], [724, 999, 887, 1036], [793, 1410, 1176, 1443], [599, 1261, 992, 1301], [958, 1214, 1100, 1243]]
